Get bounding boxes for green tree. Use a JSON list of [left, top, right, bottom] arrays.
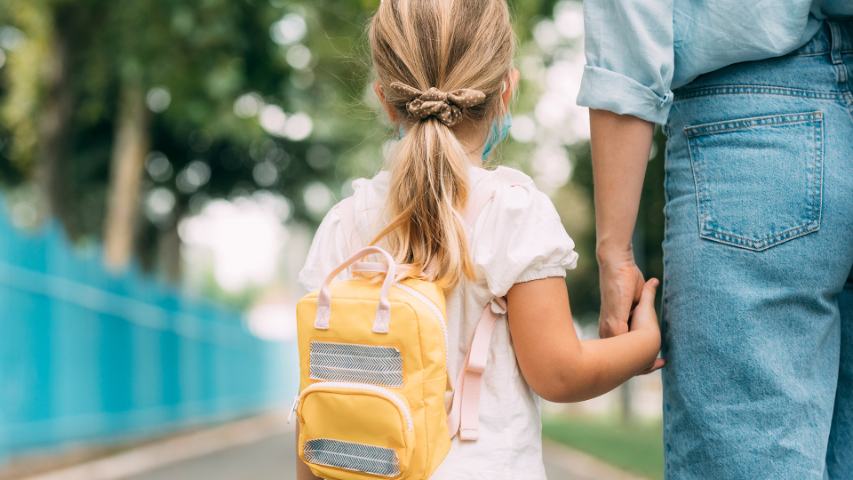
[[0, 0, 343, 276], [2, 0, 654, 309]]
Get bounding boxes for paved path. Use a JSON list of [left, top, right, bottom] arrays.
[[23, 413, 642, 480], [128, 432, 641, 480], [126, 430, 294, 480], [127, 431, 598, 480]]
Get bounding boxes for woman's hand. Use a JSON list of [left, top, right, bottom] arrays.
[[588, 109, 656, 339], [597, 251, 645, 338]]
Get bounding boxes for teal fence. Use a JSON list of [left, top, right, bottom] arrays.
[[0, 201, 295, 463]]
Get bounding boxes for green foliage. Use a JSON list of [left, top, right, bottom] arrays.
[[542, 414, 665, 479], [0, 0, 344, 248], [0, 0, 666, 319], [0, 0, 569, 232]]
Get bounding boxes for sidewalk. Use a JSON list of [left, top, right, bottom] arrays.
[[13, 413, 644, 480], [543, 441, 646, 480]]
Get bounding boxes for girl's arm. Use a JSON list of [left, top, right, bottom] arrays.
[[506, 276, 661, 403]]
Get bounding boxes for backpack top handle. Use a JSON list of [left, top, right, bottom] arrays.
[[315, 246, 398, 333]]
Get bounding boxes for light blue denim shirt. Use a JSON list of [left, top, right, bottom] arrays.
[[576, 1, 853, 124]]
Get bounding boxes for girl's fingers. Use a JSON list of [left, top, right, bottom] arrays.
[[638, 278, 660, 308], [641, 358, 666, 374]]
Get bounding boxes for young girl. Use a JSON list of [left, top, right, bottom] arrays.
[[297, 0, 662, 478]]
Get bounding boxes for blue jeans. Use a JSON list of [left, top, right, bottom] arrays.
[[662, 20, 853, 479]]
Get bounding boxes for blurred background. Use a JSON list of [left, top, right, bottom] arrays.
[[0, 0, 666, 478]]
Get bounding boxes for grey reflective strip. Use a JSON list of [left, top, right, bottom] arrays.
[[304, 438, 400, 477], [309, 342, 403, 386]]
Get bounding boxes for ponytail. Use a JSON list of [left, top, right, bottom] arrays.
[[372, 119, 474, 288], [368, 0, 514, 289]]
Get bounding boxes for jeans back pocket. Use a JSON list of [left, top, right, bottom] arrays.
[[684, 111, 823, 251]]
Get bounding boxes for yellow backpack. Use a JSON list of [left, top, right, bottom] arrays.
[[292, 183, 500, 480]]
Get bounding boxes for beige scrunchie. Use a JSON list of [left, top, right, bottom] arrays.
[[389, 81, 486, 127]]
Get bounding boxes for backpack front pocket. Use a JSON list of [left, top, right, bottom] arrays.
[[297, 382, 414, 479]]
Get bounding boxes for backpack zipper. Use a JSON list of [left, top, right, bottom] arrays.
[[287, 394, 299, 424], [393, 283, 449, 367], [298, 381, 414, 431]]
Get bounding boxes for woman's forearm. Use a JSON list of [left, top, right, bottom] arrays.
[[589, 109, 655, 262]]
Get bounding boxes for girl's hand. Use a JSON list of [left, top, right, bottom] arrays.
[[629, 278, 665, 374], [507, 276, 663, 402]]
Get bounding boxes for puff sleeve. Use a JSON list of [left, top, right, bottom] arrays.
[[472, 180, 579, 298], [297, 200, 355, 292]]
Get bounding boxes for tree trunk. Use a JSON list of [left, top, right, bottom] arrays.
[[37, 17, 74, 231], [157, 222, 182, 283], [103, 83, 149, 269]]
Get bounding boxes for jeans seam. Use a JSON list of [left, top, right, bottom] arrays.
[[684, 111, 823, 138], [793, 49, 853, 57], [662, 138, 672, 318], [700, 222, 821, 251], [675, 85, 841, 101], [685, 134, 707, 247], [685, 115, 824, 252], [813, 113, 824, 232]]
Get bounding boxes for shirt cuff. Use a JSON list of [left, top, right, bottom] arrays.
[[576, 65, 673, 125], [515, 266, 569, 285]]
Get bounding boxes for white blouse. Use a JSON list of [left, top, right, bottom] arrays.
[[298, 165, 578, 480]]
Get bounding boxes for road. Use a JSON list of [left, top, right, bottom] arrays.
[[23, 415, 640, 480], [126, 429, 635, 480]]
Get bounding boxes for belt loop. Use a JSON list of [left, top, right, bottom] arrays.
[[828, 21, 843, 65], [827, 21, 848, 85]]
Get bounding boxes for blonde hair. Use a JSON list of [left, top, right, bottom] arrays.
[[368, 0, 514, 289]]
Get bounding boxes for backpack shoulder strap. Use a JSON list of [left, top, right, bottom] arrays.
[[446, 297, 505, 441], [447, 170, 508, 442]]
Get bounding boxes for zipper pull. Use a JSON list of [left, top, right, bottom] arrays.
[[287, 394, 300, 424]]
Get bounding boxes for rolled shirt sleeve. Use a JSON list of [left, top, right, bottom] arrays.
[[577, 0, 675, 124]]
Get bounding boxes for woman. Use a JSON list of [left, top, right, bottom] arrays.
[[579, 2, 852, 479]]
